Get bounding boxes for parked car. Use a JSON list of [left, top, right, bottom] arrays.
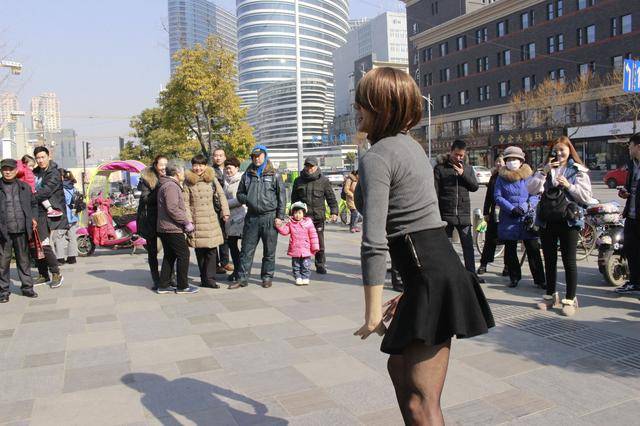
[[604, 166, 628, 189], [472, 166, 492, 185]]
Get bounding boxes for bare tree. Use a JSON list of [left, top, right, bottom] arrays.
[[510, 74, 598, 138], [601, 69, 640, 134]]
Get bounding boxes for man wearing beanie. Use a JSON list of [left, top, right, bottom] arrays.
[[0, 159, 39, 302], [233, 145, 286, 288]]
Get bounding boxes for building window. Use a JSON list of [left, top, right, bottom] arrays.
[[499, 81, 511, 98], [412, 23, 418, 34], [441, 94, 451, 109], [423, 72, 433, 87], [557, 0, 563, 16], [611, 17, 618, 36], [612, 55, 623, 69], [521, 11, 534, 29], [498, 49, 511, 66], [577, 0, 595, 10], [478, 85, 491, 101], [577, 25, 596, 46], [522, 75, 536, 92], [457, 35, 467, 51], [459, 90, 470, 105], [548, 34, 564, 53], [475, 27, 488, 43], [622, 14, 632, 34], [586, 24, 596, 43], [457, 62, 469, 77], [476, 56, 489, 72], [547, 3, 555, 20], [521, 42, 536, 60], [578, 62, 595, 76], [559, 68, 566, 82], [439, 42, 448, 57], [439, 68, 451, 82], [426, 47, 433, 61], [497, 20, 508, 37], [431, 1, 439, 15]]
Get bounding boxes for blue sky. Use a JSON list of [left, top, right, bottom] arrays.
[[1, 0, 403, 160]]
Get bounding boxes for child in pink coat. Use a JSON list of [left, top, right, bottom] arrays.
[[276, 201, 320, 285]]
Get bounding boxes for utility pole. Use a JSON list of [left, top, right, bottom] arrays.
[[422, 95, 433, 159], [82, 141, 89, 196]]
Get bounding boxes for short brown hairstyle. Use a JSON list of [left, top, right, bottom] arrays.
[[224, 157, 241, 168], [354, 67, 423, 143]]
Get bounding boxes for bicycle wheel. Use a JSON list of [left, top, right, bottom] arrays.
[[576, 223, 596, 261], [475, 230, 505, 258]]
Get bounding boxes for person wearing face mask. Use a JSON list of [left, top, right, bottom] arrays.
[[494, 146, 545, 289], [528, 136, 593, 316], [477, 155, 508, 276]]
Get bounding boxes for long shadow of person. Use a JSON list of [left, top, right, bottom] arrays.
[[122, 373, 289, 425]]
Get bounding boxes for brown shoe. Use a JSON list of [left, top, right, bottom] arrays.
[[228, 283, 241, 290], [224, 263, 234, 272], [261, 280, 272, 288], [216, 266, 227, 274]]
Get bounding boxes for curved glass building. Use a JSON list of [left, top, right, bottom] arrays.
[[237, 0, 349, 149]]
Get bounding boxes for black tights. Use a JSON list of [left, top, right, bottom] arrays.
[[540, 223, 579, 299]]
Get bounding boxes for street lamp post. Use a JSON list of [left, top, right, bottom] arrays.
[[294, 0, 304, 172], [422, 94, 433, 159]]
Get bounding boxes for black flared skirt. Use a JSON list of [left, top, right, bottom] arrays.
[[381, 227, 495, 355]]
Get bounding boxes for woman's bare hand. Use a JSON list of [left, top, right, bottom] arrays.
[[382, 295, 402, 322]]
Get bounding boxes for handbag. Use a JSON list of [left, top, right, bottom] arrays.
[[29, 228, 45, 260]]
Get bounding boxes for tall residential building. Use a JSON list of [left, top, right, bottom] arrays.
[[168, 0, 238, 73], [237, 0, 349, 150], [333, 11, 408, 118], [0, 92, 19, 124], [50, 129, 78, 169], [405, 0, 639, 169], [31, 92, 61, 132]]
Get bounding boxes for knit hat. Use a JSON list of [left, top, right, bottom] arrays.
[[502, 146, 525, 161], [290, 201, 307, 213]]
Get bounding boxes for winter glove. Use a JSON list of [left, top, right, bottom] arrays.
[[184, 222, 195, 233], [510, 207, 525, 218]]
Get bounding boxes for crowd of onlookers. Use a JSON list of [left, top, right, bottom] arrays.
[[0, 147, 82, 303]]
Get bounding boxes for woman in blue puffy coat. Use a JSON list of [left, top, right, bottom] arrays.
[[494, 146, 545, 288]]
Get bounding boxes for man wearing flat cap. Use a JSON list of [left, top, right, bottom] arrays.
[[0, 159, 39, 303], [291, 156, 338, 274]]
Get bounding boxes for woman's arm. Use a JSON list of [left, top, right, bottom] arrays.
[[527, 171, 546, 195], [568, 172, 593, 205], [493, 178, 516, 212]]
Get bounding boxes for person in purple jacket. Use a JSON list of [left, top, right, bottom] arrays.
[[494, 146, 545, 289]]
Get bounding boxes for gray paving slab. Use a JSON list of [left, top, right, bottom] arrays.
[[0, 221, 638, 425]]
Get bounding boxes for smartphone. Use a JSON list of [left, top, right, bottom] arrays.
[[618, 186, 628, 194], [550, 149, 558, 165]]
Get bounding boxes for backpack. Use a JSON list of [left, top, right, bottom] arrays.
[[536, 174, 581, 224]]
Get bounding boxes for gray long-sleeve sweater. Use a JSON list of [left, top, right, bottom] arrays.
[[356, 133, 446, 285]]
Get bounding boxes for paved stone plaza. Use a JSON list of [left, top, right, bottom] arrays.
[[1, 186, 640, 425]]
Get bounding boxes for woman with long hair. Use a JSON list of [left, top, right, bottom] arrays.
[[527, 136, 593, 316], [352, 67, 494, 424], [137, 155, 169, 289]]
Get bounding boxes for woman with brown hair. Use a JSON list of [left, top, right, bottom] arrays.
[[527, 136, 593, 316], [352, 67, 494, 424]]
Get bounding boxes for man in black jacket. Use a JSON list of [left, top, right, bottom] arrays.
[[434, 139, 480, 275], [233, 145, 286, 289], [0, 159, 39, 302], [291, 156, 338, 274], [33, 147, 66, 288], [212, 147, 231, 272], [617, 133, 640, 294]]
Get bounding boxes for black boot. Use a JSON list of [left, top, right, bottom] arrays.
[[477, 264, 487, 275]]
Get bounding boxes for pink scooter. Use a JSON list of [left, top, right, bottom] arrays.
[[76, 195, 146, 256]]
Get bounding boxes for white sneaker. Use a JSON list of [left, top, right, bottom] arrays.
[[295, 278, 303, 286], [301, 278, 310, 286]]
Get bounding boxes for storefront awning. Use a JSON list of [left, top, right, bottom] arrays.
[[568, 121, 635, 139]]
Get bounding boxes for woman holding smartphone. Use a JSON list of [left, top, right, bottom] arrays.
[[352, 67, 494, 424], [527, 136, 593, 316]]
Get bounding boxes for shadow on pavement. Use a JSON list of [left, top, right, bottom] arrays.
[[122, 373, 288, 425]]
